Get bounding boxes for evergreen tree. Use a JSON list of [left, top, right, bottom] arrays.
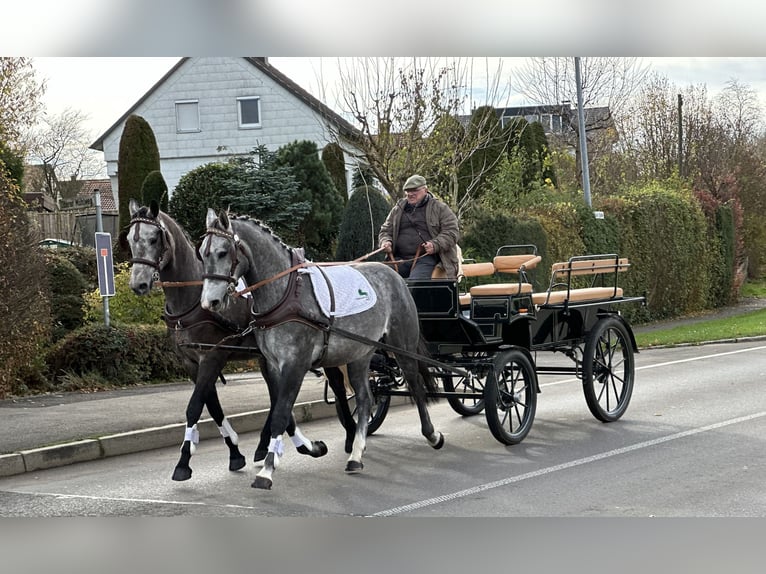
[[117, 115, 161, 230], [221, 146, 312, 246], [321, 142, 348, 204], [140, 170, 169, 212], [275, 140, 345, 261], [335, 185, 391, 261]]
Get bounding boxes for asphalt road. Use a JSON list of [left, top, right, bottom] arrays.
[[1, 340, 765, 518]]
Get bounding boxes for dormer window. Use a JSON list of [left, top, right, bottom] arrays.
[[238, 96, 261, 128]]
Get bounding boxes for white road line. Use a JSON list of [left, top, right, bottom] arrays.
[[6, 491, 258, 510], [539, 344, 766, 388], [369, 410, 766, 517]]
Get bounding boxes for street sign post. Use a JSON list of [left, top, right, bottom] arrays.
[[95, 232, 116, 297]]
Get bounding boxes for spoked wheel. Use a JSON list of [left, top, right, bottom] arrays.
[[484, 348, 538, 445], [335, 376, 392, 436], [442, 353, 488, 416], [582, 316, 635, 422]]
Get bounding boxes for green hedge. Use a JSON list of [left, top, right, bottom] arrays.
[[461, 181, 736, 324], [45, 323, 186, 389]]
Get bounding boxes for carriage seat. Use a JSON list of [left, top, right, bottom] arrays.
[[457, 261, 496, 306], [532, 256, 629, 306], [467, 254, 540, 301]]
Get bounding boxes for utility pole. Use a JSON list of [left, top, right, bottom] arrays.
[[574, 57, 592, 208], [677, 93, 683, 176]]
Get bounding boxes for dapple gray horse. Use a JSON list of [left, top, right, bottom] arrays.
[[123, 200, 334, 481], [199, 209, 444, 490]]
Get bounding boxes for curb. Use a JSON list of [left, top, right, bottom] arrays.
[[0, 398, 339, 478], [637, 334, 766, 350]]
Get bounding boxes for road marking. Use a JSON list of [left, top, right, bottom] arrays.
[[539, 344, 766, 388], [6, 491, 258, 510], [369, 410, 766, 517]]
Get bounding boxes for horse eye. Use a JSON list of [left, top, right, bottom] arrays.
[[217, 251, 228, 260], [149, 237, 158, 245]]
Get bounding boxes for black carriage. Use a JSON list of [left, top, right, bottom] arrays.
[[336, 245, 645, 446]]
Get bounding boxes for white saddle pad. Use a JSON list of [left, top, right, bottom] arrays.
[[300, 266, 377, 318]]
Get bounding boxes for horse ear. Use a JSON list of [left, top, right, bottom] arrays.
[[205, 208, 218, 229], [220, 210, 231, 230], [129, 198, 140, 217], [117, 229, 131, 254], [149, 200, 160, 217]]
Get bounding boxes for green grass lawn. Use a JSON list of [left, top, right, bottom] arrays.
[[635, 306, 766, 348]]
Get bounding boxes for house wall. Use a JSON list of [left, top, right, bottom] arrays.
[[101, 57, 356, 201]]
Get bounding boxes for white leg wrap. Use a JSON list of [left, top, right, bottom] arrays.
[[219, 418, 238, 445], [290, 427, 312, 448], [184, 425, 199, 455], [269, 436, 284, 462]]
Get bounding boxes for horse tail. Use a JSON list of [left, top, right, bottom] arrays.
[[415, 334, 439, 404]]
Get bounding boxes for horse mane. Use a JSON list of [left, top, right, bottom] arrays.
[[220, 212, 293, 253]]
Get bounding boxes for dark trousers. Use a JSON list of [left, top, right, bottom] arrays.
[[393, 254, 437, 280]]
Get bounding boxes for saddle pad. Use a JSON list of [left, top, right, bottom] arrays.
[[300, 266, 377, 318]]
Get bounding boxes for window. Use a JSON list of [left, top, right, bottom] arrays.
[[175, 100, 200, 132], [237, 96, 261, 128]]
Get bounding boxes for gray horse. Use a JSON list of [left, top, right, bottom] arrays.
[[199, 208, 444, 490], [123, 199, 331, 481]]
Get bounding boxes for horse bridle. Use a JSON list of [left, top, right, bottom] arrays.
[[127, 215, 170, 272], [199, 227, 247, 285]]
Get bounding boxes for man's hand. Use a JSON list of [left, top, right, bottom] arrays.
[[381, 241, 393, 253], [422, 241, 435, 255]]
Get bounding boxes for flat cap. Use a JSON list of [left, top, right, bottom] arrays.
[[403, 174, 427, 191]]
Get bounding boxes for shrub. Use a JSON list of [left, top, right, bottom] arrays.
[[45, 323, 186, 389], [335, 185, 390, 261], [140, 169, 169, 212], [84, 262, 166, 325], [0, 169, 52, 398], [169, 161, 240, 240], [42, 251, 88, 339]]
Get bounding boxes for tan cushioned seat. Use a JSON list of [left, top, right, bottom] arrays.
[[532, 286, 623, 305], [470, 282, 534, 296]]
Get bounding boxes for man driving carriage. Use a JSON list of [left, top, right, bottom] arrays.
[[378, 174, 461, 280]]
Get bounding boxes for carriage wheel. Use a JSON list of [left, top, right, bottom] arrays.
[[484, 348, 537, 445], [442, 353, 487, 416], [335, 377, 391, 435], [582, 316, 635, 422]]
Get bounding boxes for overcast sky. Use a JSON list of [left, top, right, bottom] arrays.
[[30, 56, 766, 147]]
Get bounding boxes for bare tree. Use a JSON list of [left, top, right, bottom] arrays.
[[0, 57, 46, 146], [26, 108, 104, 204], [516, 57, 649, 184], [327, 57, 512, 218]]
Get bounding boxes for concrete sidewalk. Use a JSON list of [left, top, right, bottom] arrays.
[[1, 297, 764, 478], [0, 371, 339, 477]]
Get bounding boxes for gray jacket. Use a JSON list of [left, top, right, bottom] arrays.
[[379, 193, 461, 279]]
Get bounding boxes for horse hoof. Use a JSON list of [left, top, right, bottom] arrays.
[[430, 432, 445, 450], [345, 460, 364, 474], [252, 476, 272, 490], [296, 441, 328, 458], [229, 454, 246, 472], [172, 466, 192, 481], [253, 449, 267, 463]]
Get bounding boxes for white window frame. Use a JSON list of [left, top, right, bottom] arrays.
[[237, 96, 262, 129], [175, 100, 200, 133]]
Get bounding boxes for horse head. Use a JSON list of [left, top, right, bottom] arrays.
[[125, 199, 175, 295], [199, 208, 251, 311]]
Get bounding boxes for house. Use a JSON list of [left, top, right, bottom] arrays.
[[59, 178, 116, 212], [90, 57, 362, 206]]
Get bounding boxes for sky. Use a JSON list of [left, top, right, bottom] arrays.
[[30, 56, 766, 150], [8, 1, 766, 174]]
